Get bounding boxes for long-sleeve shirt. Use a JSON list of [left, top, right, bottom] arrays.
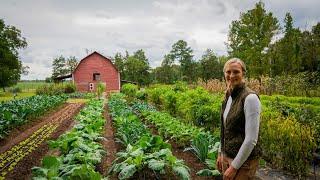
[[221, 93, 261, 169]]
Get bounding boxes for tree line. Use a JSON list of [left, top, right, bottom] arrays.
[[1, 1, 319, 89], [113, 2, 320, 85]]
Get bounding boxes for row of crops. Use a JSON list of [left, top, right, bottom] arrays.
[[0, 95, 68, 139], [131, 100, 221, 176], [32, 99, 106, 179], [122, 83, 320, 177], [0, 103, 82, 179], [108, 93, 192, 179]]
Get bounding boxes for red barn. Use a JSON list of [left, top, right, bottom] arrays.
[[72, 51, 120, 92]]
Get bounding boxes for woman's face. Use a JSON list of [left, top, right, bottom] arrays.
[[224, 62, 244, 89]]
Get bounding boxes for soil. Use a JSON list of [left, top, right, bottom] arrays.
[[0, 102, 84, 180], [96, 104, 119, 180]]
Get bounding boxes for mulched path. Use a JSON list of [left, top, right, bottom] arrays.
[[97, 104, 119, 180], [0, 102, 84, 180]]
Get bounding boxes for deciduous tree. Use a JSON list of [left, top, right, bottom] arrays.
[[227, 2, 279, 79], [0, 19, 27, 91]]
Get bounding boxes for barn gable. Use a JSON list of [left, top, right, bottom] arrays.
[[72, 51, 120, 92]]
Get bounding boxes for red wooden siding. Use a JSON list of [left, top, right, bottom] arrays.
[[72, 52, 120, 92]]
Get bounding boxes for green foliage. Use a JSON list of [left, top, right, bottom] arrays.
[[168, 40, 195, 82], [198, 49, 223, 81], [68, 92, 95, 99], [36, 82, 76, 95], [0, 95, 67, 139], [7, 87, 21, 93], [51, 56, 78, 80], [227, 1, 279, 78], [260, 114, 316, 176], [96, 82, 106, 99], [32, 99, 105, 179], [184, 133, 211, 162], [145, 84, 221, 130], [114, 50, 151, 85], [108, 93, 190, 179], [121, 83, 138, 101], [196, 169, 220, 176], [175, 87, 220, 128], [0, 19, 27, 90]]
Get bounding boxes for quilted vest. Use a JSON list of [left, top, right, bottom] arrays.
[[220, 83, 261, 159]]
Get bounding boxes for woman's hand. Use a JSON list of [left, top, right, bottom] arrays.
[[223, 165, 238, 180], [216, 154, 222, 172]]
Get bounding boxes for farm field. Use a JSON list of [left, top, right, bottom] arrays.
[[0, 84, 319, 179]]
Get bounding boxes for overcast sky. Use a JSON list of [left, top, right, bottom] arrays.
[[1, 0, 319, 80]]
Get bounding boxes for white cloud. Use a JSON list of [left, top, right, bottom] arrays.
[[0, 0, 319, 80]]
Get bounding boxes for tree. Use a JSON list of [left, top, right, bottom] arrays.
[[268, 13, 302, 75], [199, 49, 222, 81], [65, 56, 78, 75], [0, 19, 27, 91], [227, 2, 279, 79], [51, 56, 68, 79], [114, 52, 125, 78], [118, 49, 151, 85], [125, 56, 150, 85], [133, 49, 148, 63], [153, 54, 181, 84], [168, 40, 195, 82], [311, 23, 320, 72]]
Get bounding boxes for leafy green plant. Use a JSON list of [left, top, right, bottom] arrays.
[[121, 83, 138, 102], [0, 95, 67, 139], [96, 82, 106, 99], [260, 115, 316, 176], [184, 133, 210, 162], [32, 99, 106, 179], [108, 93, 191, 179]]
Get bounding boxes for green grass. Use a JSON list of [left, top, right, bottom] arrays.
[[12, 81, 52, 92], [0, 91, 36, 102]]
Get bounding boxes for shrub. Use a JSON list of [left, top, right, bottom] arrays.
[[121, 83, 138, 101], [36, 83, 76, 95], [136, 89, 147, 101], [8, 87, 22, 93], [175, 87, 221, 129], [64, 83, 76, 93], [260, 114, 316, 177]]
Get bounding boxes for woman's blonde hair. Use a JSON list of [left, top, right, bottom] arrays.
[[223, 58, 246, 75]]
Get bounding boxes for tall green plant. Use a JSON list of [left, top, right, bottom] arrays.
[[96, 82, 106, 99]]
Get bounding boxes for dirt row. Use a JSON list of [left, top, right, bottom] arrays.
[[0, 102, 84, 180], [98, 103, 213, 180]]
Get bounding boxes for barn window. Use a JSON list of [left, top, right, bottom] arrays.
[[93, 73, 100, 81]]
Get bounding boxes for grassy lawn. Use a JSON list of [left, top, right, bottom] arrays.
[[0, 91, 36, 102]]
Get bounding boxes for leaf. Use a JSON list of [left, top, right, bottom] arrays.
[[173, 166, 190, 180], [118, 164, 137, 180], [196, 169, 220, 176], [148, 159, 165, 171], [42, 156, 60, 169], [31, 167, 49, 178]]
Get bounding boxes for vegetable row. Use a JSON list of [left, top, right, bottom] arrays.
[[32, 99, 106, 179], [0, 95, 67, 139], [108, 93, 191, 180], [131, 100, 220, 176]]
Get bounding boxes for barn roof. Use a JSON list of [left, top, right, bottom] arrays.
[[73, 51, 119, 73]]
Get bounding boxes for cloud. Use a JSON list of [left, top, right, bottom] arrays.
[[0, 0, 319, 80]]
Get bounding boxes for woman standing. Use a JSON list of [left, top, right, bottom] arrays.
[[216, 58, 261, 180]]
